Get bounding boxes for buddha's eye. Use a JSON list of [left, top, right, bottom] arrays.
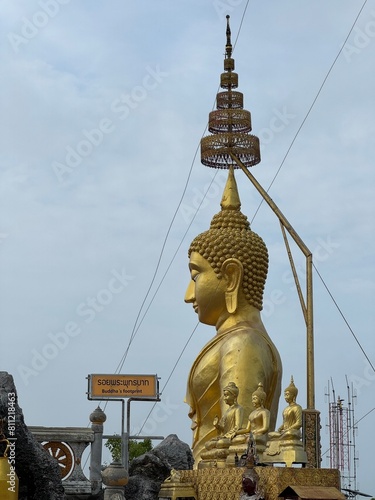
[[191, 272, 199, 282]]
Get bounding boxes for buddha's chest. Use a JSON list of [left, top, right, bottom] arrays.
[[191, 340, 222, 403]]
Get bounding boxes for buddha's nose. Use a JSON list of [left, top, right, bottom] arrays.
[[184, 280, 195, 303]]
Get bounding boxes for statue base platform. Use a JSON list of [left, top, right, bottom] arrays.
[[198, 458, 228, 469], [160, 467, 341, 500], [198, 440, 265, 469], [158, 480, 197, 499], [262, 440, 307, 467]]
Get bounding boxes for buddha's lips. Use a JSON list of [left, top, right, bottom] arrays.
[[193, 304, 198, 313]]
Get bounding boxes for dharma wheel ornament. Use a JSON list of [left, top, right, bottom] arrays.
[[200, 15, 261, 169]]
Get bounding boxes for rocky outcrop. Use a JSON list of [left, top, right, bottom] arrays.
[[124, 434, 194, 500], [0, 372, 65, 500], [0, 372, 193, 500]]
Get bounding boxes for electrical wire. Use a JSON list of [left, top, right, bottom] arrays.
[[84, 1, 373, 468], [116, 171, 220, 351], [113, 141, 199, 374], [243, 0, 375, 396], [114, 0, 252, 374], [113, 46, 226, 372], [250, 0, 369, 224], [91, 23, 223, 437], [113, 0, 254, 372], [112, 0, 252, 430], [313, 263, 375, 373], [136, 321, 200, 436], [109, 0, 374, 446], [233, 0, 250, 49], [321, 406, 375, 459]]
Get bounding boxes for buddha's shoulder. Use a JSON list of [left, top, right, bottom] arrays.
[[222, 324, 272, 346], [220, 327, 280, 361]]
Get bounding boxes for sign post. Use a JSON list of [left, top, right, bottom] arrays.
[[87, 374, 161, 471], [88, 374, 158, 400]]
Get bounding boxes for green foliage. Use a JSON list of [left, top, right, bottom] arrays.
[[105, 434, 122, 462], [105, 435, 153, 463], [128, 438, 152, 461]]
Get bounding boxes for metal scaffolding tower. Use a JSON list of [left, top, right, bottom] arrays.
[[327, 378, 358, 498]]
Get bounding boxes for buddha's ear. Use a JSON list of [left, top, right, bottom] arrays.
[[221, 258, 243, 314]]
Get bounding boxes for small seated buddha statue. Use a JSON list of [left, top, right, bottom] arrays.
[[200, 382, 244, 466], [230, 382, 270, 460], [263, 376, 307, 466]]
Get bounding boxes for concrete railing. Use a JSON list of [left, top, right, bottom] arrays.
[[29, 407, 106, 497]]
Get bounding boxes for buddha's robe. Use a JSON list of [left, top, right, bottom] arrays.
[[186, 321, 282, 464], [274, 403, 303, 439], [230, 407, 270, 455], [248, 407, 270, 437], [216, 402, 244, 436], [203, 403, 244, 454]]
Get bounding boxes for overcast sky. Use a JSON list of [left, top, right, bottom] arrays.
[[1, 0, 374, 493]]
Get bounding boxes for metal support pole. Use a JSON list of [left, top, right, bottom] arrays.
[[122, 399, 128, 469], [229, 152, 315, 409], [125, 397, 161, 472], [229, 153, 321, 467], [126, 398, 132, 472], [306, 253, 314, 409]]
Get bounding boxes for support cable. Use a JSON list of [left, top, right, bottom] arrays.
[[110, 0, 372, 442], [115, 172, 219, 356], [136, 322, 200, 436], [313, 263, 375, 374], [113, 2, 254, 373], [251, 0, 369, 224], [321, 406, 375, 459]]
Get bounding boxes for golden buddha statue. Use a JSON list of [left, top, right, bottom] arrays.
[[211, 382, 244, 440], [268, 376, 302, 440], [231, 382, 270, 457], [184, 167, 282, 465], [263, 376, 307, 466], [200, 382, 244, 465]]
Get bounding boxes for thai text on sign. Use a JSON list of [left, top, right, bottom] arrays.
[[89, 374, 158, 399]]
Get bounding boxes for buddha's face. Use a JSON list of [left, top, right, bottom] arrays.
[[185, 251, 226, 326], [284, 390, 295, 403], [223, 390, 235, 406], [252, 394, 261, 408]]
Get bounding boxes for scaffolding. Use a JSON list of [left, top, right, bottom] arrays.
[[327, 377, 358, 499], [326, 377, 358, 498]]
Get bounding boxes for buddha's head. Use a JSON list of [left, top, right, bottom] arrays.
[[252, 382, 266, 407], [223, 381, 239, 406], [284, 376, 298, 403], [185, 168, 268, 326]]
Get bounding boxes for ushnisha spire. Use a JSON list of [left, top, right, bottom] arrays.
[[200, 15, 261, 169], [220, 166, 241, 210]]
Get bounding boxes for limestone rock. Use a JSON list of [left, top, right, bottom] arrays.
[[129, 451, 170, 482], [124, 475, 160, 500], [0, 372, 65, 500], [152, 433, 194, 471], [125, 434, 194, 500]]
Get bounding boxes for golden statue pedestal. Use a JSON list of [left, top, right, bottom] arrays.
[[198, 446, 251, 469], [159, 467, 341, 500], [262, 439, 307, 468], [198, 459, 228, 469], [199, 438, 231, 469], [158, 480, 197, 500], [199, 442, 237, 469]]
